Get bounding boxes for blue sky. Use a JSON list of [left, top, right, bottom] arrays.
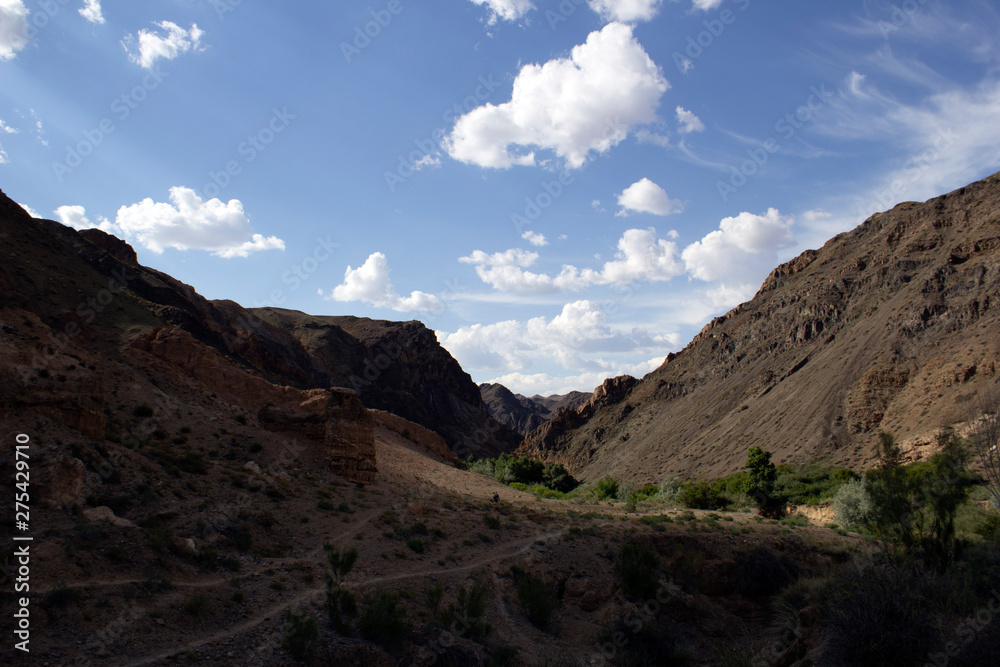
[[2, 0, 999, 396]]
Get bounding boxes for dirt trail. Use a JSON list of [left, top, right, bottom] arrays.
[[116, 524, 571, 666]]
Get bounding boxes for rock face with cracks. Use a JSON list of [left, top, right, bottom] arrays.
[[520, 171, 1000, 482], [129, 325, 378, 483]]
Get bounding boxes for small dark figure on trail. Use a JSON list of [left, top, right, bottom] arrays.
[[491, 492, 499, 503]]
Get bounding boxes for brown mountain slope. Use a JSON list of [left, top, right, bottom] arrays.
[[250, 308, 520, 458], [519, 171, 1000, 482], [0, 190, 513, 459]]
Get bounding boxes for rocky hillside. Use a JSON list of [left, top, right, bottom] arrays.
[[0, 190, 513, 460], [520, 171, 1000, 482], [480, 383, 590, 436], [251, 309, 519, 458]]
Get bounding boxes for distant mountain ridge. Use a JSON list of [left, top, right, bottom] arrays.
[[0, 191, 515, 459], [519, 171, 1000, 482], [480, 383, 590, 436]]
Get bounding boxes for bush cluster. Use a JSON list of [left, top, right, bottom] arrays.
[[468, 453, 580, 494]]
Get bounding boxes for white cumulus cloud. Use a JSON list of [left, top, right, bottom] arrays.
[[521, 230, 548, 246], [122, 21, 204, 69], [79, 0, 104, 24], [438, 300, 677, 376], [55, 205, 115, 232], [616, 178, 684, 216], [461, 227, 683, 294], [113, 186, 284, 258], [675, 106, 705, 134], [469, 0, 534, 24], [444, 22, 668, 169], [588, 0, 662, 23], [328, 252, 441, 312], [0, 0, 28, 61], [682, 208, 795, 305]]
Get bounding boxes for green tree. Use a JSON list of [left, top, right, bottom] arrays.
[[745, 446, 779, 514], [914, 429, 973, 573], [864, 433, 915, 550], [324, 544, 358, 633], [542, 462, 579, 493]]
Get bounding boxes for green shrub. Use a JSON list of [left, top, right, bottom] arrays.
[[229, 525, 252, 552], [676, 481, 729, 510], [443, 577, 491, 641], [821, 564, 938, 665], [509, 482, 527, 492], [733, 547, 800, 598], [865, 430, 975, 571], [360, 590, 410, 650], [598, 617, 694, 666], [512, 567, 558, 630], [184, 593, 208, 615], [132, 405, 154, 418], [532, 485, 566, 500], [280, 607, 318, 660], [833, 478, 872, 528], [468, 458, 495, 478], [324, 544, 358, 633], [543, 462, 580, 493], [407, 538, 425, 553], [508, 456, 545, 485], [594, 475, 619, 500], [317, 500, 334, 511], [483, 514, 502, 530], [657, 477, 682, 504], [43, 583, 78, 608], [615, 542, 662, 600], [425, 584, 443, 614]]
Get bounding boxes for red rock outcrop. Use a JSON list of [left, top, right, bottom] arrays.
[[371, 409, 457, 463], [128, 326, 377, 483]]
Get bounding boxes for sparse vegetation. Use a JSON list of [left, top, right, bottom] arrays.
[[183, 593, 208, 616], [359, 589, 410, 650], [442, 576, 491, 641], [615, 542, 662, 600], [511, 566, 558, 630], [280, 607, 319, 660], [324, 544, 358, 634]]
